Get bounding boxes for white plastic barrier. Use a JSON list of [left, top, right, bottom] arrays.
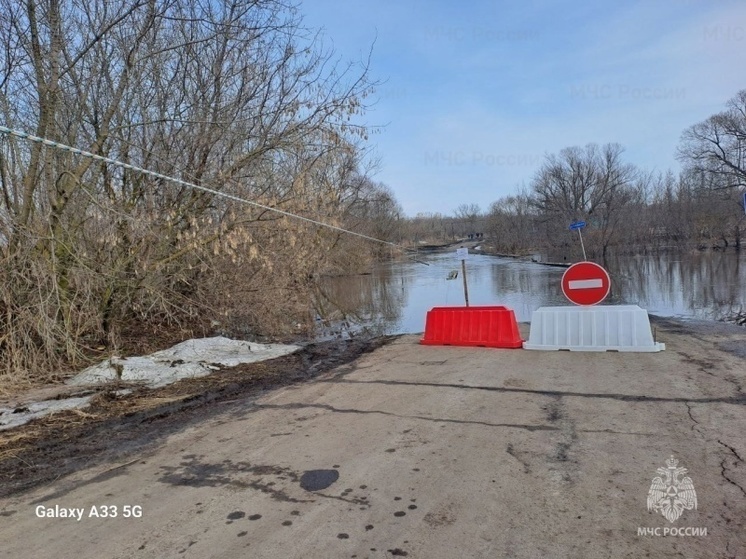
[[524, 305, 665, 352]]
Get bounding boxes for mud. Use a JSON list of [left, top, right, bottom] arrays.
[[0, 336, 397, 498]]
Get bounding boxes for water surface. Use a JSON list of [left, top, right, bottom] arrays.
[[317, 250, 745, 336]]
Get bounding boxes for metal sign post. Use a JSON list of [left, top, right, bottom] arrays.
[[569, 220, 587, 260], [456, 247, 469, 306]]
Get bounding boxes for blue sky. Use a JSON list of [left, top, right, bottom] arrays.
[[300, 0, 746, 217]]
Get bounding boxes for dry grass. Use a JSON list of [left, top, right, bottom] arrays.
[[0, 390, 192, 463]]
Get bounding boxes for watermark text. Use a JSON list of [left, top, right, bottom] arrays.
[[637, 527, 707, 537], [424, 151, 541, 167]]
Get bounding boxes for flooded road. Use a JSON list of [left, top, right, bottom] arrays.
[[4, 321, 744, 559], [317, 250, 746, 336]]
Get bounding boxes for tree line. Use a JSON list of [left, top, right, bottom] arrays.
[[408, 89, 746, 260]]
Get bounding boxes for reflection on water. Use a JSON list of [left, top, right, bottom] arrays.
[[605, 251, 745, 321], [317, 250, 746, 336]]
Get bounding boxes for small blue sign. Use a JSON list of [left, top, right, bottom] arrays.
[[743, 192, 746, 215], [569, 220, 586, 230]]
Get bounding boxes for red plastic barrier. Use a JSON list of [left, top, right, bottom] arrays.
[[420, 306, 523, 349]]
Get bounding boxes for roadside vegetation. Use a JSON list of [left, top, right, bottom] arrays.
[[0, 1, 743, 386], [0, 0, 401, 386]]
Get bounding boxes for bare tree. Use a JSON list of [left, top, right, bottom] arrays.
[[453, 203, 482, 238], [0, 0, 389, 381], [678, 89, 746, 190], [486, 190, 536, 254], [531, 143, 638, 259]]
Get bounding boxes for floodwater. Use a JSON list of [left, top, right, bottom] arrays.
[[316, 250, 746, 336]]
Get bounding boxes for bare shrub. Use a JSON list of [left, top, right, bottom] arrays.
[[0, 1, 399, 385]]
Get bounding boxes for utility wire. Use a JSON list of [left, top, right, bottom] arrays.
[[0, 125, 428, 264]]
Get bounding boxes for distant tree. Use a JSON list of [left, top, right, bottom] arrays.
[[678, 89, 746, 190], [530, 143, 638, 259], [486, 190, 536, 253], [681, 169, 745, 249], [453, 203, 482, 237], [345, 178, 403, 256]]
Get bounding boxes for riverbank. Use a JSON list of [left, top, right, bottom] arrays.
[[0, 316, 743, 558]]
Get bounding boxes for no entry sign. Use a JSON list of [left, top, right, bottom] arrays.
[[561, 261, 610, 306]]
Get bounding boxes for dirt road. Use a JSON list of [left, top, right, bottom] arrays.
[[1, 319, 744, 558]]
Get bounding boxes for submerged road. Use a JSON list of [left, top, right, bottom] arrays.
[[1, 321, 744, 558]]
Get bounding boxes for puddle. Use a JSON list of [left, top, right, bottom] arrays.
[[299, 469, 339, 491]]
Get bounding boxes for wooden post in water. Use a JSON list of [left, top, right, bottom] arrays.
[[461, 259, 469, 307], [456, 247, 469, 307]]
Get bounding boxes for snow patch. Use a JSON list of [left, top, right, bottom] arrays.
[[68, 337, 300, 388], [0, 396, 93, 431], [0, 337, 300, 431]]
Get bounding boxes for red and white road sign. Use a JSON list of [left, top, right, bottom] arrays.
[[561, 261, 610, 306]]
